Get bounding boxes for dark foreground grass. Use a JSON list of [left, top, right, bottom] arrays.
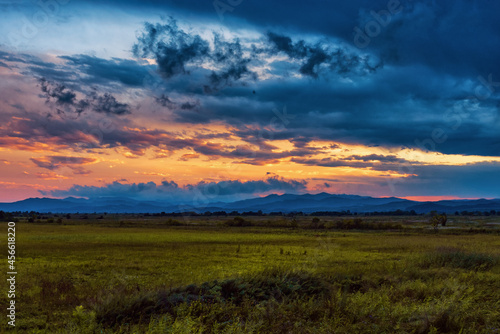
[[1, 218, 500, 333], [73, 265, 500, 334], [421, 247, 497, 271], [95, 269, 331, 328]]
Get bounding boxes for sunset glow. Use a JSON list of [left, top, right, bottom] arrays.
[[1, 0, 499, 204]]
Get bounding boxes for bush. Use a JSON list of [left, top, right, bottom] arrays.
[[94, 269, 331, 328], [225, 216, 252, 227]]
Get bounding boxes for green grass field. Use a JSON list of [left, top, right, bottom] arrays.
[[2, 215, 500, 333]]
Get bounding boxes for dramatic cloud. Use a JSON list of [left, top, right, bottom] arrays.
[[355, 0, 500, 79], [266, 32, 382, 78], [39, 78, 131, 115], [45, 176, 307, 202], [133, 19, 210, 78], [39, 78, 77, 106], [30, 156, 98, 170], [1, 0, 499, 202], [30, 156, 98, 176], [291, 154, 419, 172], [132, 18, 380, 92], [133, 18, 258, 91]]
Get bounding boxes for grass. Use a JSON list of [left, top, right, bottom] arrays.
[[1, 216, 500, 333], [421, 247, 497, 271]]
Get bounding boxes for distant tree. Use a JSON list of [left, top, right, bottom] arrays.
[[213, 211, 227, 216], [235, 216, 245, 225], [311, 217, 320, 229], [430, 212, 447, 230], [309, 217, 326, 229]]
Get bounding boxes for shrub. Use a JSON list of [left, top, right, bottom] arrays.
[[94, 269, 331, 328], [225, 216, 252, 227]]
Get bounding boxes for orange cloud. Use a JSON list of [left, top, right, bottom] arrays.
[[30, 155, 98, 170], [178, 153, 200, 161], [35, 172, 71, 180]]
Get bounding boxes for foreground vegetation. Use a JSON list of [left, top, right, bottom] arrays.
[[1, 215, 500, 333]]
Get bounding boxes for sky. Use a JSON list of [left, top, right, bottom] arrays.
[[0, 0, 500, 205]]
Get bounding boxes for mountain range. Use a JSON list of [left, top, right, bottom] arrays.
[[1, 193, 499, 214]]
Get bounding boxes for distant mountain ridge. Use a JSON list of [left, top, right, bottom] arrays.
[[1, 193, 499, 214]]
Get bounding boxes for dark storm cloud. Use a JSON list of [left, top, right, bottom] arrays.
[[3, 0, 500, 161], [185, 64, 500, 157], [44, 176, 307, 201], [266, 32, 382, 78], [155, 94, 174, 107], [133, 18, 257, 91], [38, 78, 131, 115], [132, 18, 380, 92], [65, 0, 500, 81], [87, 91, 130, 115], [39, 78, 77, 106], [358, 0, 500, 79], [180, 101, 198, 110], [133, 19, 210, 78], [204, 32, 257, 90], [152, 93, 201, 112]]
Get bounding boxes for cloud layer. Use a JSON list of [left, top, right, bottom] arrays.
[[0, 0, 499, 201], [45, 176, 307, 203]]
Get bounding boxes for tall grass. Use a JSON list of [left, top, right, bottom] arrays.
[[421, 247, 497, 271]]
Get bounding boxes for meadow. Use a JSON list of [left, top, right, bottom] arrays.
[[1, 214, 500, 333]]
